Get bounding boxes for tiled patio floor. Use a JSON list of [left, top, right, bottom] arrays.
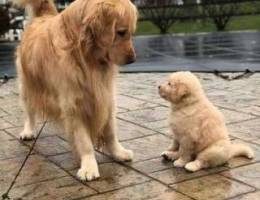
[[0, 73, 260, 200]]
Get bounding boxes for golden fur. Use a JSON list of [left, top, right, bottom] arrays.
[[159, 72, 254, 171], [15, 0, 138, 181]]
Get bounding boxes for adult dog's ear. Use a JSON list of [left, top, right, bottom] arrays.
[[82, 2, 118, 48]]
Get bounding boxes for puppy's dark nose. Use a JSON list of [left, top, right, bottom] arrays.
[[158, 86, 161, 89]]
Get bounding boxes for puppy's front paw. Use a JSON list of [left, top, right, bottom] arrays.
[[185, 161, 202, 172], [161, 151, 179, 161], [246, 148, 255, 159], [20, 130, 35, 141], [173, 158, 186, 168], [77, 166, 100, 181], [113, 147, 134, 162]]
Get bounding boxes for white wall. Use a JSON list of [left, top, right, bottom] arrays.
[[0, 0, 7, 4]]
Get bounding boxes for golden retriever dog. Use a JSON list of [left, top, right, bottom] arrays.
[[14, 0, 138, 181], [159, 72, 254, 172]]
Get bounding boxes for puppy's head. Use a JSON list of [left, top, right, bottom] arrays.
[[81, 0, 138, 65], [158, 72, 203, 104]]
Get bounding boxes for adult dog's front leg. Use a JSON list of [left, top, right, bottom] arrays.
[[20, 104, 35, 140], [73, 124, 100, 181], [104, 115, 133, 162]]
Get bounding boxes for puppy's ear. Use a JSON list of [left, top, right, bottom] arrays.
[[176, 82, 190, 101], [82, 2, 118, 48]]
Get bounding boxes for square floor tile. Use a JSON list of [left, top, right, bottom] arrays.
[[171, 174, 254, 200], [86, 181, 192, 200], [222, 163, 260, 189], [122, 134, 171, 162], [229, 191, 260, 200], [75, 162, 150, 193], [0, 155, 67, 193], [117, 119, 156, 141], [10, 176, 96, 200], [150, 167, 208, 185], [228, 118, 260, 142]]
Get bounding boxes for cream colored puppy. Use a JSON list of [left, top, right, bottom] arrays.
[[159, 72, 254, 172]]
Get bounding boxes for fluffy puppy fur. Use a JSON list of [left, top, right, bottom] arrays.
[[159, 72, 254, 172], [14, 0, 138, 181]]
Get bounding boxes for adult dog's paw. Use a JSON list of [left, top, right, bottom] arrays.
[[19, 130, 35, 141], [113, 147, 134, 162], [77, 166, 100, 181]]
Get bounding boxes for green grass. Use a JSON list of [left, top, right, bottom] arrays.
[[136, 15, 260, 35]]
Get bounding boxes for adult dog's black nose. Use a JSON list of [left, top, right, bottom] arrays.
[[158, 86, 161, 89], [125, 56, 136, 65]]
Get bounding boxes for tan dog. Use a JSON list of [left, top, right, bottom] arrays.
[[159, 72, 254, 172], [14, 0, 138, 181]]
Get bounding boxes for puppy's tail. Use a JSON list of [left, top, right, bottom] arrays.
[[12, 0, 57, 19], [229, 143, 255, 159]]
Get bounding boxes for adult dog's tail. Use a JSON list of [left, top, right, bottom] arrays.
[[13, 0, 57, 19], [229, 143, 255, 159]]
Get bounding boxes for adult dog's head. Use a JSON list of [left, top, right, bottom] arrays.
[[74, 0, 138, 65]]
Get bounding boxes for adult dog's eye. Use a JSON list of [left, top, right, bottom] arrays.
[[117, 30, 127, 37], [168, 82, 171, 86]]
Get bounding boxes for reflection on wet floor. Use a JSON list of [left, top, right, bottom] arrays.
[[1, 31, 260, 76], [127, 31, 260, 72]]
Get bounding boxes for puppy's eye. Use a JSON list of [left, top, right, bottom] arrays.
[[117, 30, 127, 37], [168, 82, 171, 86]]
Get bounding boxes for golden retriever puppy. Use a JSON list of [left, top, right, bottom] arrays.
[[159, 72, 254, 172], [14, 0, 138, 181]]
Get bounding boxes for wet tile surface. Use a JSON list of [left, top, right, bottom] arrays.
[[117, 119, 157, 141], [48, 151, 112, 171], [150, 167, 208, 185], [0, 118, 13, 129], [171, 174, 255, 200], [10, 176, 97, 200], [228, 118, 260, 141], [130, 157, 173, 174], [221, 163, 260, 189], [122, 134, 171, 162], [0, 71, 260, 199], [117, 95, 158, 111], [118, 106, 168, 125], [85, 181, 192, 200], [22, 136, 71, 156], [219, 108, 256, 124], [77, 162, 150, 193], [0, 139, 30, 160], [229, 191, 260, 200], [0, 130, 12, 141], [0, 155, 67, 193], [5, 122, 64, 138]]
